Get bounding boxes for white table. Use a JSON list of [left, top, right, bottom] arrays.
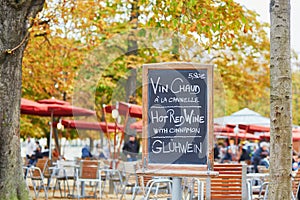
[[247, 173, 269, 179]]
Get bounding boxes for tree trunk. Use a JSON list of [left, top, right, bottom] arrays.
[[0, 1, 44, 199], [124, 0, 139, 139], [125, 0, 139, 103], [269, 0, 292, 199]]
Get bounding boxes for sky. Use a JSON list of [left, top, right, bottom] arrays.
[[235, 0, 300, 54]]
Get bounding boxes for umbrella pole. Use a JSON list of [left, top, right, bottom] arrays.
[[114, 123, 117, 161], [49, 111, 53, 161]]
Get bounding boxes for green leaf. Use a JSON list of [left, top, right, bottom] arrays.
[[138, 28, 146, 37]]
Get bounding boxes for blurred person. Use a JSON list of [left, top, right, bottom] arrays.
[[92, 143, 102, 158], [81, 145, 93, 159], [239, 145, 251, 164], [292, 150, 299, 171], [102, 144, 110, 159], [251, 141, 269, 173], [227, 139, 239, 161], [52, 147, 65, 160], [52, 148, 60, 160], [25, 136, 36, 164], [122, 135, 139, 161], [42, 145, 49, 157], [214, 143, 220, 161], [218, 143, 226, 161], [92, 143, 109, 159], [221, 147, 233, 163], [28, 141, 43, 166], [259, 151, 270, 169], [35, 141, 42, 150]]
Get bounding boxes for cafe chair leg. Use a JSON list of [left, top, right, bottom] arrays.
[[258, 182, 269, 200]]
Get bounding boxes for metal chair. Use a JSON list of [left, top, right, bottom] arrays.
[[120, 161, 139, 199], [131, 174, 172, 200], [187, 178, 205, 200], [50, 166, 70, 197], [27, 166, 48, 199], [52, 160, 77, 197], [75, 160, 103, 199], [101, 168, 124, 198], [258, 182, 269, 200], [142, 177, 172, 199], [22, 166, 30, 191]]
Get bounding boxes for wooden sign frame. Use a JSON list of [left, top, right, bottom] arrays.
[[142, 62, 214, 172]]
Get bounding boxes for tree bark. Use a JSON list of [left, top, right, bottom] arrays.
[[269, 0, 292, 199], [0, 1, 44, 199]]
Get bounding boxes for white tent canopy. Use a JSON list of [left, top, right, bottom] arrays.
[[214, 108, 270, 126]]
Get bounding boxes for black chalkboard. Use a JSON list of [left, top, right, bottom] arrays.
[[142, 62, 213, 169]]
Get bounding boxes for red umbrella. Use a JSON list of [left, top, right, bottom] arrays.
[[260, 131, 300, 141], [214, 132, 260, 140], [21, 98, 95, 117], [118, 101, 142, 119], [37, 98, 70, 105], [40, 99, 96, 160], [54, 119, 124, 160], [117, 102, 142, 155], [214, 125, 234, 133], [21, 98, 48, 115], [232, 124, 270, 133], [130, 120, 143, 132], [21, 98, 96, 160], [55, 119, 123, 133], [36, 98, 95, 117], [102, 102, 142, 159]]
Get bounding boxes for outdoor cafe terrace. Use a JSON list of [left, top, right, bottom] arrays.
[[21, 99, 300, 199]]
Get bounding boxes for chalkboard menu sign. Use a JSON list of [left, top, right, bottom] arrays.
[[142, 62, 213, 171]]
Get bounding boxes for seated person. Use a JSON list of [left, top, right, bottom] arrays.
[[81, 146, 93, 159], [221, 148, 233, 163], [42, 145, 50, 157], [29, 145, 43, 166], [93, 143, 110, 160], [292, 150, 299, 171], [239, 146, 251, 165], [52, 148, 65, 160], [259, 151, 270, 169], [252, 142, 269, 172]]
